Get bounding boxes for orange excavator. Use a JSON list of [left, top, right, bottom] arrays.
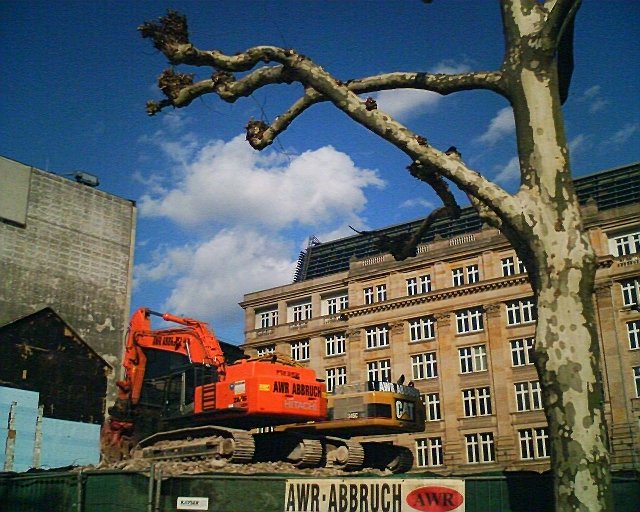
[[101, 307, 425, 472]]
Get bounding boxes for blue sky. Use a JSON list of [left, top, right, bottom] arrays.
[[2, 1, 638, 344]]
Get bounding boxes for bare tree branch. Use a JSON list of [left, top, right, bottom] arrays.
[[140, 11, 521, 237]]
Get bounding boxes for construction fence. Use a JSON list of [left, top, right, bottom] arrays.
[[0, 468, 638, 512]]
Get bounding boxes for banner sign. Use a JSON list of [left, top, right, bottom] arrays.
[[284, 478, 465, 512]]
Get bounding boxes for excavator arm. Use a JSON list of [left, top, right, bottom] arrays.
[[116, 307, 227, 406]]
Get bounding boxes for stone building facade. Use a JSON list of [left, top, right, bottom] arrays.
[[0, 155, 136, 400], [241, 162, 640, 474]]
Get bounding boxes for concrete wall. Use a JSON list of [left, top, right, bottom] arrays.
[[0, 156, 136, 399]]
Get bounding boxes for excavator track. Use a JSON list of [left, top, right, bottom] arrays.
[[134, 426, 255, 464], [361, 442, 415, 474], [125, 426, 413, 473], [325, 438, 366, 471]]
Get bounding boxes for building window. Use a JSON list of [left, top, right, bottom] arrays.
[[511, 337, 535, 366], [501, 257, 515, 277], [519, 427, 550, 460], [459, 345, 487, 373], [376, 284, 387, 302], [610, 230, 640, 257], [290, 340, 310, 361], [514, 381, 543, 411], [365, 325, 390, 349], [501, 256, 527, 277], [256, 307, 278, 329], [364, 287, 374, 305], [621, 278, 640, 307], [409, 316, 436, 342], [256, 345, 275, 357], [627, 321, 640, 350], [325, 367, 347, 393], [506, 298, 538, 326], [421, 393, 441, 421], [467, 264, 480, 284], [634, 366, 640, 397], [367, 359, 392, 382], [323, 293, 348, 315], [452, 267, 465, 287], [325, 333, 346, 356], [465, 432, 495, 463], [456, 307, 484, 334], [406, 274, 432, 296], [462, 387, 492, 417], [452, 264, 480, 286], [288, 300, 312, 322], [415, 437, 443, 467], [411, 352, 438, 380]]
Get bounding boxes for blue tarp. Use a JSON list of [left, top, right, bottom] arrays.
[[0, 387, 100, 471]]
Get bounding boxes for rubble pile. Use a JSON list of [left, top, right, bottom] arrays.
[[93, 457, 391, 477]]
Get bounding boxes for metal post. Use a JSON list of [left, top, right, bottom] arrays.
[[148, 463, 156, 512], [154, 468, 163, 512], [3, 401, 17, 471], [76, 469, 83, 512], [32, 404, 44, 468]]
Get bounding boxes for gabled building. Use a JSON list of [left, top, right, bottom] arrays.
[[0, 307, 111, 424], [241, 162, 640, 473]]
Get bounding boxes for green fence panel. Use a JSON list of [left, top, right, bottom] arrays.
[[82, 470, 150, 512], [0, 471, 78, 512], [1, 468, 638, 511]]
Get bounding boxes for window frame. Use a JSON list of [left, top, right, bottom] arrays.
[[514, 380, 543, 412], [409, 316, 436, 342], [325, 366, 347, 393], [290, 340, 310, 361], [459, 344, 488, 374], [411, 352, 438, 380], [415, 437, 444, 467], [506, 298, 538, 326], [422, 392, 442, 421], [256, 307, 278, 329], [519, 427, 550, 460], [456, 307, 484, 334], [325, 332, 346, 357], [465, 432, 495, 464], [621, 278, 640, 307], [365, 324, 390, 349], [462, 387, 492, 417], [367, 359, 392, 382], [511, 337, 535, 366]]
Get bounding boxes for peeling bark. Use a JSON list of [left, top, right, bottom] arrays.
[[140, 1, 612, 509]]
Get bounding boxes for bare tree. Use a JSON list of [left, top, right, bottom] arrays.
[[139, 1, 612, 509]]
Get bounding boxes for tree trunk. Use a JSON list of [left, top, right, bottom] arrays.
[[533, 242, 612, 511], [502, 4, 613, 506]]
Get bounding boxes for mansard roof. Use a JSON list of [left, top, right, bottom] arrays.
[[293, 161, 640, 282]]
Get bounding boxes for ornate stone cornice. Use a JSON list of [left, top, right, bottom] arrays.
[[346, 275, 530, 318]]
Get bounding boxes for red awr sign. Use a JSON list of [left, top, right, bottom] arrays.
[[283, 478, 465, 512]]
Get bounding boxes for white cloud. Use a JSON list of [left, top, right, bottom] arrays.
[[373, 89, 441, 120], [139, 135, 384, 229], [577, 85, 608, 114], [372, 60, 472, 121], [475, 107, 515, 146], [400, 198, 436, 209], [568, 134, 589, 155], [604, 123, 639, 146], [430, 60, 472, 75], [137, 229, 297, 334], [494, 157, 520, 185]]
